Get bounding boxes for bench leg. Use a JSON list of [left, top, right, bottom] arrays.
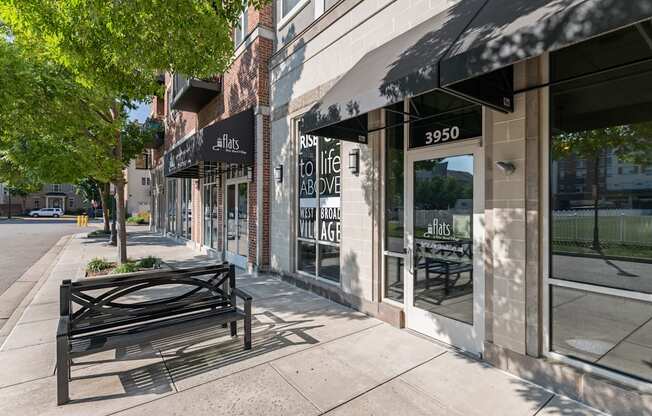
[[56, 335, 69, 405], [230, 320, 237, 337], [244, 300, 252, 350]]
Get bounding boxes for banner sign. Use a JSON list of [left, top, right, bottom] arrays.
[[298, 134, 341, 244], [164, 108, 255, 177]]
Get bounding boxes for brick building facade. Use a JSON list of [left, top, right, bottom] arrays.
[[149, 4, 273, 272]]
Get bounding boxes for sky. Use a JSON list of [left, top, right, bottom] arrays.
[[127, 102, 150, 123]]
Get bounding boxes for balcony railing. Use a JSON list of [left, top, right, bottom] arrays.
[[170, 73, 222, 112]]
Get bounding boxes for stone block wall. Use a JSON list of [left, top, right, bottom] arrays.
[[270, 0, 454, 287], [485, 58, 544, 357]]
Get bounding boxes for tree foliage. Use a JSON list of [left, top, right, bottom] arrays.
[[1, 0, 266, 261], [0, 0, 264, 96], [552, 123, 652, 166]]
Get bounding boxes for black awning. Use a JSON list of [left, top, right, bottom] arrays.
[[300, 0, 487, 141], [440, 0, 652, 87], [164, 108, 255, 178]]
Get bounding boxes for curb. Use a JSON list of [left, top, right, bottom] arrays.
[[0, 234, 73, 349]]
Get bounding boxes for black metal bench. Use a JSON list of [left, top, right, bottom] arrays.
[[56, 263, 252, 405]]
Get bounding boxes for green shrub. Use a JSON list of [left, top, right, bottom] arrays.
[[136, 256, 161, 269], [86, 257, 112, 273], [137, 211, 150, 223], [87, 229, 110, 238], [126, 212, 149, 225], [111, 262, 139, 274]]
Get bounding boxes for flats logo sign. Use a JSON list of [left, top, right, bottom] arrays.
[[212, 134, 244, 154], [164, 108, 254, 177]]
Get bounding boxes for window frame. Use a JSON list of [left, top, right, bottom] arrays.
[[541, 76, 652, 393], [294, 118, 342, 286], [380, 103, 408, 307], [233, 5, 248, 48], [278, 0, 311, 30]]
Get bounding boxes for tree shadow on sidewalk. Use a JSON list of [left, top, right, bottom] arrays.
[[66, 310, 324, 403]]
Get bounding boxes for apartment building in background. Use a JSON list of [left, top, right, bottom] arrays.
[[124, 152, 152, 216], [12, 183, 85, 213]]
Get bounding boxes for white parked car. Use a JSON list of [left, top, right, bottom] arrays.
[[29, 208, 64, 218]]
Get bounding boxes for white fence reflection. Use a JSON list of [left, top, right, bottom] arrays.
[[553, 209, 652, 245]]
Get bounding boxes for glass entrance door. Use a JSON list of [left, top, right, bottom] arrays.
[[405, 143, 484, 355], [225, 181, 248, 268]]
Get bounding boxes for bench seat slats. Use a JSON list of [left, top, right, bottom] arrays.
[[69, 309, 246, 357]]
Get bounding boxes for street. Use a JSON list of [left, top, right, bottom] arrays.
[[0, 217, 93, 328]]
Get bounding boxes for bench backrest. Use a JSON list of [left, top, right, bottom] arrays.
[[60, 263, 236, 336]]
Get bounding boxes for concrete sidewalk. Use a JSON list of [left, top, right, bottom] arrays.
[[0, 231, 606, 415]]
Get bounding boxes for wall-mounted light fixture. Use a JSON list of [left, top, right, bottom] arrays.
[[495, 161, 516, 176], [349, 148, 360, 175], [274, 165, 283, 183], [247, 167, 253, 182]]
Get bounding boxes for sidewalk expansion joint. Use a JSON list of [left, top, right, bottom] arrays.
[[532, 394, 556, 416], [268, 361, 322, 412], [0, 373, 53, 392], [158, 348, 180, 393], [318, 350, 449, 415], [120, 321, 385, 413]]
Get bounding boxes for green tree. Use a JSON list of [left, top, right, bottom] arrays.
[[1, 0, 263, 262], [2, 182, 37, 219], [552, 123, 652, 250]]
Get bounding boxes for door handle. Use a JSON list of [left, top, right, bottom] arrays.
[[406, 247, 413, 274]]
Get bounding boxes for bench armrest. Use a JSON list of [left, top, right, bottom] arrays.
[[233, 288, 252, 302], [57, 316, 70, 339]]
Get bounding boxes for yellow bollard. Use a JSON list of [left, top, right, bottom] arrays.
[[84, 215, 88, 227], [76, 215, 81, 227]]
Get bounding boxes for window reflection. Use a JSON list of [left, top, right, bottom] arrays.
[[551, 286, 652, 382], [549, 23, 652, 382], [385, 103, 404, 253], [551, 123, 652, 294], [413, 155, 473, 324], [384, 255, 404, 302]]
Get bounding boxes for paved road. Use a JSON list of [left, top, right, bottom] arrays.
[[0, 217, 94, 297]]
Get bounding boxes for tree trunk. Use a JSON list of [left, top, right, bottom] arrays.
[[7, 193, 11, 219], [114, 175, 128, 263], [111, 104, 128, 264], [591, 154, 601, 251], [98, 182, 111, 233]]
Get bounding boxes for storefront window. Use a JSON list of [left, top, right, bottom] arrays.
[[226, 184, 236, 254], [297, 132, 341, 282], [203, 164, 219, 249], [549, 23, 652, 382], [384, 103, 405, 302], [167, 179, 177, 234], [237, 182, 248, 257], [178, 178, 192, 239], [224, 167, 249, 259], [211, 179, 219, 250]]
